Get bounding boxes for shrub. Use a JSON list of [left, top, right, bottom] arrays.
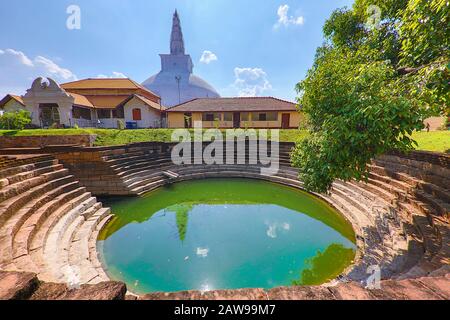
[[0, 110, 32, 130]]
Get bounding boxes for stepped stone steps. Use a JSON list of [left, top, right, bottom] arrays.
[[109, 154, 171, 169], [39, 202, 102, 278], [368, 171, 413, 193], [331, 182, 383, 217], [373, 158, 450, 191], [112, 157, 173, 173], [8, 185, 86, 265], [413, 190, 449, 218], [40, 196, 97, 282], [379, 154, 450, 177], [86, 213, 114, 284], [68, 207, 111, 284], [351, 179, 397, 204], [3, 164, 64, 187], [0, 181, 81, 255], [28, 192, 93, 272], [0, 175, 76, 229], [0, 159, 60, 186], [370, 163, 450, 212], [115, 158, 173, 177], [0, 168, 70, 205], [121, 162, 175, 184]]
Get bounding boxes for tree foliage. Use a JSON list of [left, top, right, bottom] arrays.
[[293, 0, 449, 193], [0, 110, 32, 130]]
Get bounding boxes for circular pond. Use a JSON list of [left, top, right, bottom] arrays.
[[99, 178, 356, 294]]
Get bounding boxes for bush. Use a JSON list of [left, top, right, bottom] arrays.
[[0, 110, 32, 130]]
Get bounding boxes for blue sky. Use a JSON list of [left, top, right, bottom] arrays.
[[0, 0, 354, 101]]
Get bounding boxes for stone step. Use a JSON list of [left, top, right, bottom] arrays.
[[0, 159, 59, 184], [40, 196, 97, 282], [2, 164, 63, 187], [33, 202, 101, 278], [412, 214, 441, 261], [68, 207, 111, 284], [0, 181, 81, 253], [0, 168, 70, 204], [0, 158, 54, 175], [350, 179, 396, 204], [9, 185, 86, 263], [8, 192, 93, 276], [413, 189, 449, 218], [373, 158, 450, 191], [28, 192, 93, 273], [0, 175, 76, 229], [114, 157, 173, 175], [368, 171, 413, 193], [109, 154, 170, 169], [87, 213, 114, 284]]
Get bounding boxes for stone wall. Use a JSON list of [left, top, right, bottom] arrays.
[[0, 135, 97, 148]]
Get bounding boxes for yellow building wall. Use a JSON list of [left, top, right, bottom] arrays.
[[167, 111, 303, 129], [168, 113, 186, 128]]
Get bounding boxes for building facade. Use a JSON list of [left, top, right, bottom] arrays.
[[0, 77, 165, 129], [166, 97, 302, 129]]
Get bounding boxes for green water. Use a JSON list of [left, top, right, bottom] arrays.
[[99, 178, 356, 294]]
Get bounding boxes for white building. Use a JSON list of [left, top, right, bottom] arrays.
[[0, 77, 165, 129], [142, 10, 220, 107]]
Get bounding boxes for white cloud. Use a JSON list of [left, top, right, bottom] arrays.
[[97, 72, 127, 78], [199, 50, 218, 64], [266, 222, 290, 239], [267, 224, 277, 238], [274, 5, 304, 28], [0, 48, 77, 98], [233, 67, 272, 97], [196, 247, 209, 258]]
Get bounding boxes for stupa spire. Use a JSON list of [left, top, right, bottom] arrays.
[[170, 9, 185, 55]]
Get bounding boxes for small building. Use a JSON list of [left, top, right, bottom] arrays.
[[0, 94, 26, 115], [0, 77, 165, 129], [166, 97, 302, 129]]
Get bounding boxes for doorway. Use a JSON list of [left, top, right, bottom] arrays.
[[39, 104, 60, 128], [184, 113, 192, 128], [233, 112, 240, 128], [281, 113, 290, 129]]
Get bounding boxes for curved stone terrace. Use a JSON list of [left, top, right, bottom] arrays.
[[0, 142, 448, 300]]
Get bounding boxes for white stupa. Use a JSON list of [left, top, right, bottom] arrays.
[[142, 10, 220, 108]]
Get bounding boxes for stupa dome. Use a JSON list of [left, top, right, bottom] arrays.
[[142, 10, 220, 107]]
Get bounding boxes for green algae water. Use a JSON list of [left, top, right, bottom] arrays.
[[99, 178, 356, 294]]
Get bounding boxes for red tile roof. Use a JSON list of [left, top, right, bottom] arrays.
[[0, 94, 25, 108], [166, 97, 298, 113], [61, 78, 159, 98], [118, 94, 166, 111]]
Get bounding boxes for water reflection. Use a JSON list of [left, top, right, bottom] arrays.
[[292, 243, 355, 286]]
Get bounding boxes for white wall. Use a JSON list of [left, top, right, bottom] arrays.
[[123, 99, 162, 128], [3, 100, 27, 113]]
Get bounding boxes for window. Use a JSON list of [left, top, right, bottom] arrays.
[[202, 113, 221, 121], [241, 112, 249, 121], [250, 112, 278, 121], [132, 108, 142, 121], [267, 112, 278, 121], [72, 106, 91, 120], [223, 113, 233, 121], [112, 106, 124, 118], [97, 109, 111, 119]]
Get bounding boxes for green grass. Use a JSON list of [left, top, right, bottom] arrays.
[[0, 128, 448, 152]]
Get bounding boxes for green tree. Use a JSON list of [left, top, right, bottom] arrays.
[[0, 110, 32, 130], [293, 0, 449, 193]]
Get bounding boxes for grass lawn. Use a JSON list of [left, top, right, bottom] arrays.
[[0, 129, 448, 152]]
